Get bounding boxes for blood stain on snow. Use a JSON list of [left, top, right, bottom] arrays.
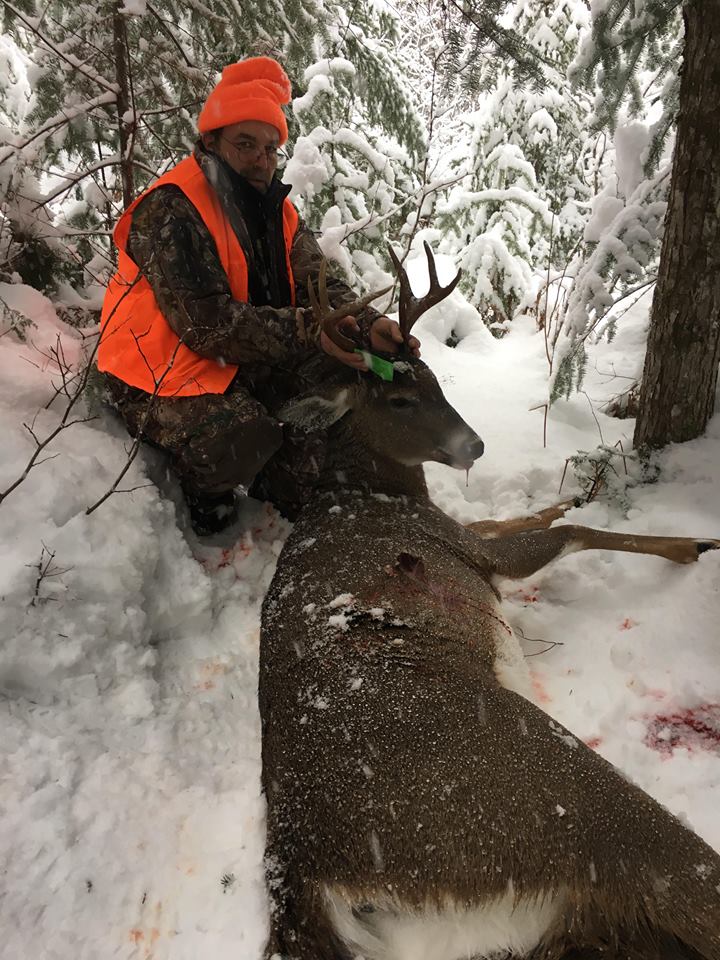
[[197, 541, 254, 573], [507, 583, 541, 604], [129, 927, 161, 954], [193, 660, 231, 692], [201, 660, 230, 677], [530, 671, 552, 704], [645, 703, 720, 756], [584, 736, 603, 750], [619, 617, 637, 630]]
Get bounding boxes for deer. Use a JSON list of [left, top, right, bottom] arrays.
[[258, 244, 720, 960]]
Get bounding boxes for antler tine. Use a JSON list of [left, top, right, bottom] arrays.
[[307, 269, 323, 318], [387, 244, 413, 342], [317, 259, 332, 314], [424, 240, 440, 289], [307, 259, 391, 352], [417, 240, 462, 319], [388, 242, 462, 342]]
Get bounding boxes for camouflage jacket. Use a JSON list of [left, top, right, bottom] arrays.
[[124, 143, 381, 374]]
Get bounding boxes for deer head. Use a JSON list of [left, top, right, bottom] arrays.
[[281, 244, 484, 473]]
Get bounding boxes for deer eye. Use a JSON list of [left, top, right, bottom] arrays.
[[389, 395, 419, 409]]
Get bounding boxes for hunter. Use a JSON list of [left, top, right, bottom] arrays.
[[98, 56, 415, 535]]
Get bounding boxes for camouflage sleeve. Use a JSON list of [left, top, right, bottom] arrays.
[[290, 219, 383, 346], [126, 185, 311, 366]]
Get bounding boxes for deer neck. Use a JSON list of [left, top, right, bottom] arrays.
[[318, 416, 429, 501]]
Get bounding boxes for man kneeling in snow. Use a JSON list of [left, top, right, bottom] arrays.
[[97, 56, 414, 535]]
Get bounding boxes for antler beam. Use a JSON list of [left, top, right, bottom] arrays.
[[307, 260, 391, 352], [388, 241, 461, 344]]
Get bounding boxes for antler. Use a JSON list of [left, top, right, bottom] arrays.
[[388, 241, 461, 344], [307, 260, 392, 352]]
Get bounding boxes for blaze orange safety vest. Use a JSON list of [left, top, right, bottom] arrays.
[[98, 156, 299, 396]]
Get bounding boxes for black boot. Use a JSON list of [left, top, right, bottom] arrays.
[[184, 488, 240, 536]]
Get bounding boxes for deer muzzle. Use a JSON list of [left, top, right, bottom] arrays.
[[435, 432, 485, 470]]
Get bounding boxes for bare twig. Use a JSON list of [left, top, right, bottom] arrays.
[[84, 434, 147, 515], [514, 625, 565, 658], [543, 211, 555, 368], [558, 457, 570, 495], [27, 543, 72, 606], [614, 438, 629, 475], [85, 255, 199, 515], [581, 390, 605, 445], [529, 402, 548, 448], [0, 277, 139, 507]]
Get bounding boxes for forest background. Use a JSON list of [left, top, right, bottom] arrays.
[[2, 0, 716, 465]]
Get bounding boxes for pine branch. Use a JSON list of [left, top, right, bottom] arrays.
[[1, 0, 117, 94]]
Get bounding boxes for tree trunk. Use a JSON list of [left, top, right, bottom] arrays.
[[113, 9, 135, 210], [633, 1, 720, 450]]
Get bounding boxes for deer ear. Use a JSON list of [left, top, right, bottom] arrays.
[[278, 387, 352, 431]]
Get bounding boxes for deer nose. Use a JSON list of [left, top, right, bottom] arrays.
[[469, 436, 485, 460], [460, 436, 485, 462], [444, 432, 484, 468]]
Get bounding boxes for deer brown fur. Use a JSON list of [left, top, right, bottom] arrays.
[[258, 353, 720, 960], [259, 248, 720, 960]]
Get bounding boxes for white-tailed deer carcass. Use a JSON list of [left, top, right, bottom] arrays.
[[259, 246, 720, 960]]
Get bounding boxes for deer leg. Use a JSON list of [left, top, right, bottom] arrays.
[[465, 498, 578, 538], [561, 526, 720, 565], [476, 524, 720, 580], [263, 879, 354, 960]]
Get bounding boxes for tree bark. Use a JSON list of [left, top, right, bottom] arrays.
[[113, 9, 135, 210], [633, 1, 720, 450]]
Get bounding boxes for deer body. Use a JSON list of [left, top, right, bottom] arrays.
[[259, 249, 720, 960], [260, 412, 720, 960]]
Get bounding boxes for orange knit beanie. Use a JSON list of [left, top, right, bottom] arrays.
[[198, 57, 291, 143]]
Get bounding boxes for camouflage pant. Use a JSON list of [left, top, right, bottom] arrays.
[[104, 372, 326, 519]]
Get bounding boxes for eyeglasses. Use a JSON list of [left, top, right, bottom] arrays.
[[221, 136, 288, 168]]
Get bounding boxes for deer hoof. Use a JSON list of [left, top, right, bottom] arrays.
[[697, 540, 720, 556]]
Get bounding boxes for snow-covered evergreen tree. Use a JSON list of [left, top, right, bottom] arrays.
[[437, 133, 550, 328], [570, 0, 683, 171], [286, 49, 424, 290], [437, 0, 546, 98], [0, 0, 422, 302], [282, 0, 429, 291], [434, 0, 594, 328], [554, 0, 683, 400], [1, 0, 259, 297]]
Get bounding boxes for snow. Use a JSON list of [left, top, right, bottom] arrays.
[[1, 246, 719, 956], [303, 57, 356, 84], [583, 194, 626, 244], [119, 0, 148, 14], [614, 121, 651, 199], [284, 133, 331, 203], [292, 73, 333, 116], [0, 35, 33, 123], [328, 593, 355, 609]]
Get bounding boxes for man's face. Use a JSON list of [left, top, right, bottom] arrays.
[[204, 119, 281, 193]]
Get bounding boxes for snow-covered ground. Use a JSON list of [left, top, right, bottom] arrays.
[[1, 276, 719, 959]]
